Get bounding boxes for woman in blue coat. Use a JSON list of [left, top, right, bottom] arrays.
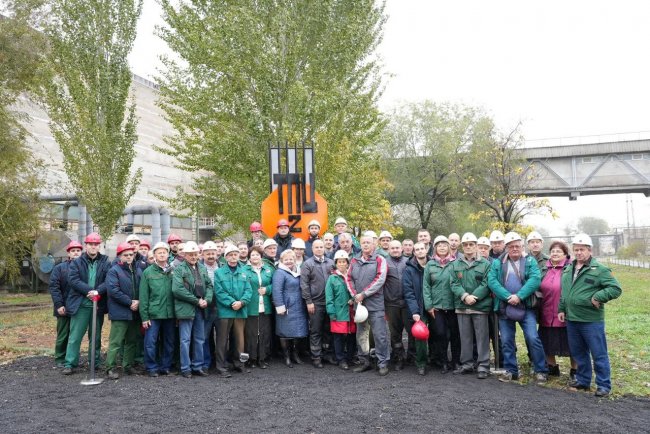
[[272, 249, 308, 367]]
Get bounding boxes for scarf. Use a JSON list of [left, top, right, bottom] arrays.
[[278, 263, 300, 278], [434, 254, 454, 266]]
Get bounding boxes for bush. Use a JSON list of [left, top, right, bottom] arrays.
[[617, 241, 647, 259]]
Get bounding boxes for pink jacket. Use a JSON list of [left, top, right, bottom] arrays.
[[539, 257, 570, 327]]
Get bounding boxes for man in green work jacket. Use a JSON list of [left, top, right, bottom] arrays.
[[558, 233, 622, 398], [172, 241, 213, 378], [139, 242, 176, 377], [214, 245, 252, 378]]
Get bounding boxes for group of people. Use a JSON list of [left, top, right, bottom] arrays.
[[48, 216, 622, 397]]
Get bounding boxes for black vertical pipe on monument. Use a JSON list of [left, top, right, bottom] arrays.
[[268, 141, 273, 194]]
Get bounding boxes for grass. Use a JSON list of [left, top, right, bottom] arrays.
[[0, 265, 648, 397], [0, 296, 109, 364], [513, 264, 650, 397]]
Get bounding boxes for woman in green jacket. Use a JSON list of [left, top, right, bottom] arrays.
[[243, 247, 274, 369], [214, 245, 253, 377], [423, 236, 459, 372], [325, 250, 356, 370]]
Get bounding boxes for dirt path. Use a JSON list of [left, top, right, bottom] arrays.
[[1, 356, 648, 433]]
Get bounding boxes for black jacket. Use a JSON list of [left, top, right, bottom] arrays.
[[403, 256, 425, 317], [68, 252, 111, 315], [383, 255, 408, 307]]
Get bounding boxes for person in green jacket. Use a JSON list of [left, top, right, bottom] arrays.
[[449, 233, 492, 379], [214, 245, 253, 378], [139, 242, 175, 377], [325, 250, 356, 370], [558, 234, 622, 398], [487, 232, 548, 384], [243, 246, 274, 369], [172, 241, 213, 378], [423, 235, 460, 373]]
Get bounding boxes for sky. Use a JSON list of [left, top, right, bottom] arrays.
[[128, 0, 650, 234]]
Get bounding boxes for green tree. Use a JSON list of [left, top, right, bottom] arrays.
[[380, 101, 492, 230], [157, 0, 389, 232], [42, 0, 143, 241], [0, 6, 46, 279], [458, 122, 554, 233], [577, 216, 610, 234]]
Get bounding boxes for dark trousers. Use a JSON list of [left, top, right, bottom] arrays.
[[308, 304, 328, 360], [332, 333, 356, 363], [488, 311, 504, 367], [385, 305, 413, 361], [244, 313, 271, 362], [215, 318, 245, 371], [430, 309, 461, 366]]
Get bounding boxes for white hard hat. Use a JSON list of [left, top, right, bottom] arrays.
[[152, 242, 169, 253], [126, 234, 141, 243], [334, 217, 348, 225], [354, 303, 368, 323], [307, 219, 321, 228], [202, 241, 218, 251], [526, 231, 543, 242], [378, 230, 393, 240], [504, 232, 523, 245], [291, 238, 306, 249], [477, 237, 490, 246], [183, 241, 200, 253], [433, 235, 449, 246], [489, 230, 505, 242], [571, 233, 593, 247], [334, 250, 349, 261], [363, 230, 378, 239], [461, 232, 478, 243], [262, 238, 278, 249], [224, 244, 239, 256]]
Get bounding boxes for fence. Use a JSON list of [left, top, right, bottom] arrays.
[[604, 257, 650, 269]]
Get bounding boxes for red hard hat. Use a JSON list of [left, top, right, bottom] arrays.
[[411, 320, 430, 341], [84, 232, 102, 244], [66, 241, 83, 252], [167, 233, 182, 243], [116, 242, 135, 256], [139, 240, 151, 249], [277, 219, 289, 228], [250, 221, 262, 232]]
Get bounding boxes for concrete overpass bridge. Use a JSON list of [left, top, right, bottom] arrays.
[[520, 136, 650, 200]]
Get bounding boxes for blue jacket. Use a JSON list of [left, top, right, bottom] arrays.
[[403, 256, 425, 317], [106, 262, 143, 321], [68, 252, 111, 315], [272, 267, 308, 338], [49, 260, 72, 317]]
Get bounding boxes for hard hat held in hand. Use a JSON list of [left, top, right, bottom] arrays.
[[354, 303, 368, 323], [411, 320, 430, 341]]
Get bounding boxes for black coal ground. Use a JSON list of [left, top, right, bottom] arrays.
[[0, 356, 648, 433]]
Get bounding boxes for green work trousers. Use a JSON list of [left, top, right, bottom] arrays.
[[415, 319, 429, 369], [106, 319, 140, 370], [54, 316, 70, 365], [64, 300, 104, 369]]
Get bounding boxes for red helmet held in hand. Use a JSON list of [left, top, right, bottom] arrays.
[[412, 320, 430, 341]]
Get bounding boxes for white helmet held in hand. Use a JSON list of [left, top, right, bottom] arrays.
[[354, 303, 368, 323]]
